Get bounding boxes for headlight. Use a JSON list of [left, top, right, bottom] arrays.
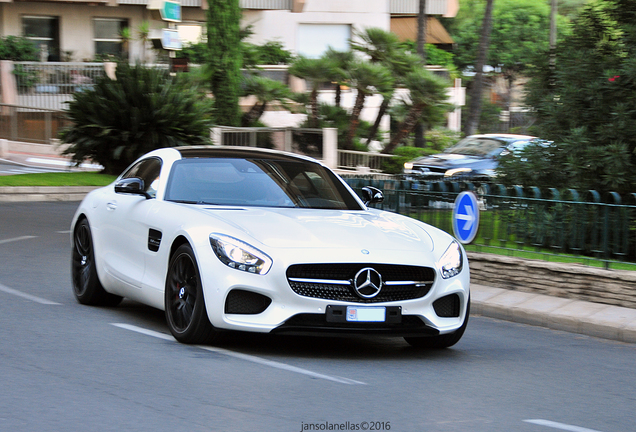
[[209, 234, 272, 275], [444, 168, 472, 177], [438, 241, 463, 279], [404, 162, 414, 170]]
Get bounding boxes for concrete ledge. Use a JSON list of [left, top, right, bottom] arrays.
[[468, 251, 636, 309], [0, 186, 99, 202]]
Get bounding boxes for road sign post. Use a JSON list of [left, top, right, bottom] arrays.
[[452, 191, 480, 244]]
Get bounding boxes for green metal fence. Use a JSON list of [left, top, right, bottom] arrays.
[[344, 177, 636, 268]]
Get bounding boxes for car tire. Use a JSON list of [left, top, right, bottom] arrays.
[[404, 298, 470, 349], [71, 218, 123, 307], [165, 244, 217, 344]]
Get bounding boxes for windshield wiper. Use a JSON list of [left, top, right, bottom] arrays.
[[168, 199, 199, 204]]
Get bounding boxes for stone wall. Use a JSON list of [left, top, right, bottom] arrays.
[[467, 252, 636, 310]]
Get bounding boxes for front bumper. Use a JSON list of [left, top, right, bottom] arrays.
[[198, 245, 470, 337]]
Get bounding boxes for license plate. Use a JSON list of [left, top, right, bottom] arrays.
[[346, 306, 386, 322]]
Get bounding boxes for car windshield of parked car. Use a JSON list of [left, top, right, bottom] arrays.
[[445, 138, 506, 157], [164, 157, 363, 210]]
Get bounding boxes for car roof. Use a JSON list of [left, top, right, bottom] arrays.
[[467, 133, 536, 141], [174, 146, 319, 163]]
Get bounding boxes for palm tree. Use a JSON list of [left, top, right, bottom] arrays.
[[351, 27, 402, 64], [241, 75, 291, 126], [119, 27, 131, 60], [351, 28, 419, 145], [322, 48, 354, 108], [137, 21, 150, 63], [344, 60, 394, 150], [289, 56, 335, 127], [61, 63, 213, 175], [382, 68, 449, 154]]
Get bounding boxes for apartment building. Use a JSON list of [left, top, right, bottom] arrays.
[[0, 0, 457, 62]]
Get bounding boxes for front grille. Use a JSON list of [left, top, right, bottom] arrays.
[[433, 294, 460, 317], [225, 289, 272, 314], [286, 263, 435, 303]]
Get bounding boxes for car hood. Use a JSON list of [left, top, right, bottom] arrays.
[[198, 207, 434, 252], [414, 153, 494, 169]]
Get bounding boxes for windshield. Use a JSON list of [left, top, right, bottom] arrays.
[[446, 138, 507, 157], [164, 157, 363, 210]]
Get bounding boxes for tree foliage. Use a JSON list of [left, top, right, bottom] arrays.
[[344, 60, 394, 150], [207, 0, 242, 126], [451, 0, 570, 134], [504, 0, 636, 193], [0, 36, 38, 61], [241, 75, 291, 126], [289, 56, 336, 128], [450, 0, 566, 73], [382, 68, 451, 154], [61, 64, 213, 175]]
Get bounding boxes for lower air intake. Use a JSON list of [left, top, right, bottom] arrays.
[[225, 289, 272, 314], [433, 294, 460, 318]]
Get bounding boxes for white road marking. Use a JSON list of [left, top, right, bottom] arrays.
[[112, 323, 367, 385], [0, 283, 61, 305], [57, 230, 71, 234], [0, 236, 37, 245], [524, 419, 604, 432]]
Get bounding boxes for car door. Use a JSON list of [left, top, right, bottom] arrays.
[[98, 157, 162, 291]]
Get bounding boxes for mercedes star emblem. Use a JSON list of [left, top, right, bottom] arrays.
[[353, 267, 383, 299]]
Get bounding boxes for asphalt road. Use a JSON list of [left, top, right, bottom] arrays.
[[0, 202, 634, 432]]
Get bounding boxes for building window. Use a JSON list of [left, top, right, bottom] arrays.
[[94, 18, 129, 60], [297, 24, 351, 59], [22, 16, 60, 62]]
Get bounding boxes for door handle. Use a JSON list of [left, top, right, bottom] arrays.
[[107, 202, 117, 211]]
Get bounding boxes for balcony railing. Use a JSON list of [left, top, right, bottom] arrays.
[[240, 0, 292, 9], [390, 0, 451, 15], [13, 62, 106, 111], [116, 0, 293, 8]]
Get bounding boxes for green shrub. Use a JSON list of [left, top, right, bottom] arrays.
[[178, 42, 208, 64], [61, 63, 213, 175], [425, 127, 461, 152], [246, 40, 294, 65], [0, 36, 38, 61]]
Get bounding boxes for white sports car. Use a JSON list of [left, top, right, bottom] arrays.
[[71, 147, 470, 348]]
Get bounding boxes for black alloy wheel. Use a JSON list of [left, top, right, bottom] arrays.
[[165, 244, 216, 344], [71, 218, 122, 306]]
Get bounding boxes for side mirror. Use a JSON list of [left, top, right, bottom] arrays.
[[114, 178, 150, 199], [361, 186, 384, 206]]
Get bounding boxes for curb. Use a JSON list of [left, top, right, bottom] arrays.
[[471, 284, 636, 344], [0, 186, 100, 202]]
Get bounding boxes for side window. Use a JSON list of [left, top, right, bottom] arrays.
[[121, 158, 162, 198]]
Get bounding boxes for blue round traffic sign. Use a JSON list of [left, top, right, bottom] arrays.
[[452, 191, 480, 244]]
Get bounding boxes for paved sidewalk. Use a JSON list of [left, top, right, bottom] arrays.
[[0, 150, 101, 172], [471, 284, 636, 344]]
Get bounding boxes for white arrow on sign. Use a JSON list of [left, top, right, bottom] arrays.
[[456, 204, 475, 231]]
